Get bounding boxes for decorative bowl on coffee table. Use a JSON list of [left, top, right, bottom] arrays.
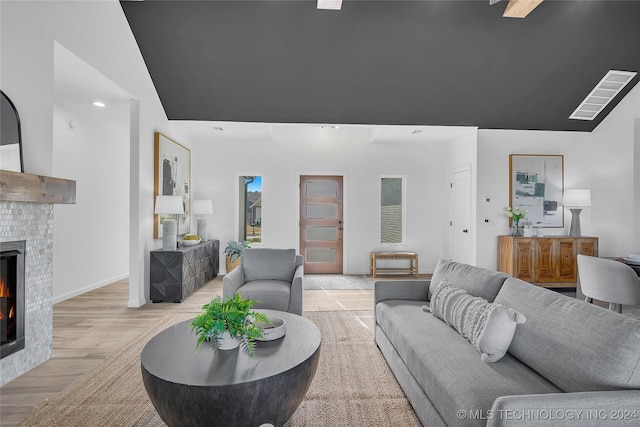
[[255, 317, 286, 341]]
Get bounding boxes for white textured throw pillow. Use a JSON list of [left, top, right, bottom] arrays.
[[430, 279, 526, 362]]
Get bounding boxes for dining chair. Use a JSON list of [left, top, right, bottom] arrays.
[[577, 254, 640, 313]]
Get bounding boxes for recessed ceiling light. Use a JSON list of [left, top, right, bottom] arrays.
[[92, 101, 106, 108], [317, 0, 342, 10], [569, 70, 637, 121]]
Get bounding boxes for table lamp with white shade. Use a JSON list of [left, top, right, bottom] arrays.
[[193, 199, 213, 241], [155, 195, 184, 249], [562, 189, 591, 237]]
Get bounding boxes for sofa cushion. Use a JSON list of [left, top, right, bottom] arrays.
[[236, 280, 291, 312], [376, 300, 561, 426], [429, 260, 509, 302], [242, 248, 296, 282], [495, 277, 640, 392], [430, 280, 526, 362]]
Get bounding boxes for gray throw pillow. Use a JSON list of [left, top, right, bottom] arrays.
[[430, 279, 526, 363]]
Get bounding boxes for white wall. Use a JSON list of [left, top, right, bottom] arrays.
[[52, 101, 130, 302], [188, 126, 470, 274], [635, 118, 640, 247], [1, 0, 177, 307], [476, 84, 640, 269], [3, 0, 639, 311], [589, 85, 640, 256]]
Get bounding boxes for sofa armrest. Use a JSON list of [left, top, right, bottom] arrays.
[[288, 263, 304, 315], [373, 280, 430, 330], [487, 391, 640, 427], [222, 265, 245, 298], [374, 280, 430, 309]]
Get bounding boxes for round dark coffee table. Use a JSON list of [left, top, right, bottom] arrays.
[[141, 309, 321, 427]]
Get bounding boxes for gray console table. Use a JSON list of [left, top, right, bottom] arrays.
[[150, 239, 219, 303]]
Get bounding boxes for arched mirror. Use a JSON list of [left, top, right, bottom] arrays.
[[1, 90, 24, 172]]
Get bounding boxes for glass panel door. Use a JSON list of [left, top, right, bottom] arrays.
[[300, 176, 343, 274]]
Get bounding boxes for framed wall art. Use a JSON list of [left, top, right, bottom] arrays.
[[509, 154, 564, 228], [154, 132, 191, 238]]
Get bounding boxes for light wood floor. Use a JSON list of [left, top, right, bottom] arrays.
[[0, 274, 410, 426]]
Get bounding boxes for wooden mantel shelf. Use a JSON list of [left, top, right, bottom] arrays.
[[0, 169, 76, 204]]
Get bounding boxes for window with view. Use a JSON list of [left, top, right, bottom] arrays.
[[238, 176, 262, 244], [380, 176, 405, 244]]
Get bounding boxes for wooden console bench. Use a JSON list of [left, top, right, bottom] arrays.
[[370, 252, 419, 278]]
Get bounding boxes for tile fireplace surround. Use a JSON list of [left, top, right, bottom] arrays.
[[0, 201, 54, 385], [0, 169, 76, 386]]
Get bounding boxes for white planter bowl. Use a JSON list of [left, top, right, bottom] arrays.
[[255, 317, 286, 341], [217, 331, 240, 350]]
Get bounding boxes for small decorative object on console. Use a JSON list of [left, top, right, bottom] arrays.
[[506, 206, 527, 236], [182, 234, 201, 246]]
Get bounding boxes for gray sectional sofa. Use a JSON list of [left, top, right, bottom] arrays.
[[374, 260, 640, 426]]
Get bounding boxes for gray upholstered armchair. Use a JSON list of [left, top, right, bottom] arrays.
[[222, 248, 304, 315]]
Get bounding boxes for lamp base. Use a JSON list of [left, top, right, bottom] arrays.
[[197, 218, 208, 241], [162, 219, 177, 250], [569, 208, 582, 237]]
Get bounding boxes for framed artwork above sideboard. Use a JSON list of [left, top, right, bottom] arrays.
[[154, 132, 191, 238], [509, 154, 564, 228]]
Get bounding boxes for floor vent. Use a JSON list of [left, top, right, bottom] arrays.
[[569, 70, 637, 120]]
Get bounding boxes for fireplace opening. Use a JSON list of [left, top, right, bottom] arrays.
[[1, 241, 25, 359]]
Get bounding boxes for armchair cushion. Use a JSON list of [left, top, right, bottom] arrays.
[[237, 280, 291, 312], [243, 248, 297, 282]]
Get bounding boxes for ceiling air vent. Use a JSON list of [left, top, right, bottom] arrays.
[[570, 70, 637, 120]]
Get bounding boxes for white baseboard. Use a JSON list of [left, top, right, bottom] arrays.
[[53, 273, 129, 305]]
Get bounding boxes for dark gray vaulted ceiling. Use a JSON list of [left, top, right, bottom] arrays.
[[120, 0, 640, 131]]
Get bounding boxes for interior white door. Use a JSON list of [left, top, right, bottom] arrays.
[[449, 166, 472, 264]]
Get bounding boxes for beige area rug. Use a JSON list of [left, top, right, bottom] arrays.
[[18, 311, 421, 427]]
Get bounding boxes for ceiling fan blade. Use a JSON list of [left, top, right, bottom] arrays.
[[502, 0, 544, 18]]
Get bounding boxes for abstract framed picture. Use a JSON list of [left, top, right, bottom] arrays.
[[509, 154, 564, 228], [154, 132, 191, 238]]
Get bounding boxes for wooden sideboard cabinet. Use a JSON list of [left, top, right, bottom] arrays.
[[150, 239, 219, 302], [498, 236, 598, 287]]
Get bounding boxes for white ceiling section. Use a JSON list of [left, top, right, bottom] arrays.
[[54, 42, 133, 125]]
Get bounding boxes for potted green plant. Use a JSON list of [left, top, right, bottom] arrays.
[[189, 293, 270, 358], [224, 240, 251, 272]]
